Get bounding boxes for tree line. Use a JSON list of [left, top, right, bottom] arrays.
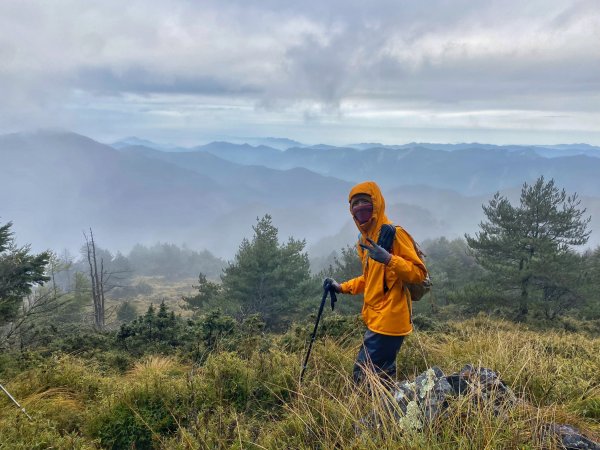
[[1, 176, 599, 352]]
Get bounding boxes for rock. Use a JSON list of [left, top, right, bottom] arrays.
[[376, 364, 597, 449], [391, 366, 454, 426], [542, 423, 600, 450], [414, 366, 445, 399], [392, 365, 516, 424], [393, 380, 416, 415], [446, 373, 469, 396], [416, 367, 453, 421], [388, 364, 518, 431], [451, 364, 517, 414]]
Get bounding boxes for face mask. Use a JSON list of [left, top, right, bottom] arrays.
[[352, 203, 373, 224]]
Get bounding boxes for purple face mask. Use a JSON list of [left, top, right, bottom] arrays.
[[352, 203, 373, 224]]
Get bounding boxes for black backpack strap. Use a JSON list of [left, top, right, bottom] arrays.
[[377, 224, 396, 253], [377, 224, 396, 293]]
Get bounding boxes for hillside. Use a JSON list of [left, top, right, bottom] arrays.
[[0, 131, 236, 254], [2, 131, 599, 257], [0, 131, 352, 256], [196, 142, 600, 196], [1, 316, 598, 448]]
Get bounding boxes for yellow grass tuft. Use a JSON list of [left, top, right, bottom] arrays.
[[127, 355, 182, 379]]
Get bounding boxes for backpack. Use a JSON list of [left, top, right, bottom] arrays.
[[360, 224, 432, 301]]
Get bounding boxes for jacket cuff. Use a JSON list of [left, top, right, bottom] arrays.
[[339, 281, 352, 294]]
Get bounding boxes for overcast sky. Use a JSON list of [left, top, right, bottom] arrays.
[[1, 0, 599, 145]]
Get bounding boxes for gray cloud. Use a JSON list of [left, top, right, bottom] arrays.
[[74, 66, 262, 96], [0, 0, 598, 142]]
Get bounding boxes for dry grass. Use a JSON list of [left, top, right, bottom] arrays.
[[105, 275, 198, 320], [128, 355, 182, 379], [0, 317, 598, 449], [255, 319, 600, 449]]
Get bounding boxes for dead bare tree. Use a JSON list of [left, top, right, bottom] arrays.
[[83, 228, 106, 329]]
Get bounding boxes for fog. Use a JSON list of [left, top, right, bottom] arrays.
[[1, 131, 599, 266]]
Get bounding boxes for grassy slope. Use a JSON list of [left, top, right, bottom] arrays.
[[0, 317, 598, 449], [108, 276, 198, 319]]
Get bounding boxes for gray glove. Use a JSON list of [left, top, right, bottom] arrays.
[[323, 277, 342, 293], [360, 238, 392, 265]]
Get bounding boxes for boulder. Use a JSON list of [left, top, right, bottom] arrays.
[[391, 364, 515, 427], [450, 364, 517, 414], [392, 366, 454, 429], [542, 423, 600, 450]]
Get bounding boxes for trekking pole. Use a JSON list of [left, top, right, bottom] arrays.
[[300, 283, 337, 382], [0, 382, 32, 421]]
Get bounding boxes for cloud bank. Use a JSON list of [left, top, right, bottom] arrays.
[[1, 0, 599, 143]]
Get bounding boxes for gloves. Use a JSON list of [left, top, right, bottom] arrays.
[[323, 277, 342, 293], [359, 238, 392, 265]]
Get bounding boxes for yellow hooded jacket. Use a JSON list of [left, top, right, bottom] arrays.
[[340, 181, 427, 336]]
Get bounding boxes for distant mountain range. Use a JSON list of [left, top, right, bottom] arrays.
[[1, 130, 598, 261], [223, 137, 305, 150], [347, 142, 600, 158], [111, 136, 190, 152], [0, 131, 350, 256], [109, 137, 600, 196], [187, 142, 600, 197], [111, 137, 600, 158]]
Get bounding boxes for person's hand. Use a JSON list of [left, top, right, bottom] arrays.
[[323, 277, 342, 293], [359, 238, 392, 265]]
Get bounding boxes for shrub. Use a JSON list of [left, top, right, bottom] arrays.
[[88, 388, 177, 450], [412, 314, 442, 331], [318, 314, 364, 340]]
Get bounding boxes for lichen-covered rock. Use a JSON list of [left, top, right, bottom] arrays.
[[542, 423, 600, 450], [388, 364, 517, 430], [368, 364, 597, 448], [417, 367, 453, 421], [391, 366, 453, 427], [415, 366, 444, 399], [399, 399, 424, 432], [451, 364, 517, 414], [393, 380, 416, 414]]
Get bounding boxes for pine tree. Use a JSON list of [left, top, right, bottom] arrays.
[[0, 222, 50, 325], [182, 273, 222, 312], [466, 177, 590, 319], [221, 215, 310, 328]]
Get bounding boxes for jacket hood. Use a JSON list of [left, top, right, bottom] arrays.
[[348, 181, 392, 241]]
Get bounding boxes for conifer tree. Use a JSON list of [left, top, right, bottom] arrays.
[[221, 215, 310, 328], [466, 177, 590, 319], [0, 221, 50, 325], [182, 273, 222, 312]]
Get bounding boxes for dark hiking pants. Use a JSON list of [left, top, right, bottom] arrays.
[[353, 329, 405, 386]]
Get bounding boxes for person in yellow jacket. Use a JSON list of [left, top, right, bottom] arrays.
[[325, 181, 427, 384]]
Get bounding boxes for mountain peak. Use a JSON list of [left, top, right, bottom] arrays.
[[0, 129, 108, 149]]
